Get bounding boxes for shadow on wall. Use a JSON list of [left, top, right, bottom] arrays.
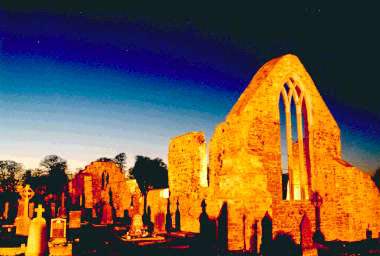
[[250, 219, 259, 254], [217, 202, 228, 253], [199, 199, 217, 252], [260, 212, 301, 256], [197, 201, 308, 255]]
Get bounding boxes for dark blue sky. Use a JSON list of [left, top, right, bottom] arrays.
[[0, 2, 379, 173]]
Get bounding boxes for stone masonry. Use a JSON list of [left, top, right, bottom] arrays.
[[69, 160, 141, 218], [165, 54, 380, 251]]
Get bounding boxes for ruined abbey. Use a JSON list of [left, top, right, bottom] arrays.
[[164, 54, 380, 251]]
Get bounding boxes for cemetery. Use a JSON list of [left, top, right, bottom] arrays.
[[0, 54, 380, 255]]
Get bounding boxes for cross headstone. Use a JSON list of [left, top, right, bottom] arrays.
[[58, 192, 67, 218], [35, 204, 45, 218], [26, 204, 48, 256], [311, 191, 324, 242], [21, 185, 34, 218], [15, 184, 35, 236]]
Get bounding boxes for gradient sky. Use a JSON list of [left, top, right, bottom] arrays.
[[0, 3, 379, 173]]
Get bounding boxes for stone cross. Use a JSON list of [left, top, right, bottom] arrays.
[[35, 204, 45, 218], [61, 192, 65, 209], [20, 185, 35, 218], [26, 204, 47, 256], [58, 192, 67, 217], [311, 191, 324, 242]]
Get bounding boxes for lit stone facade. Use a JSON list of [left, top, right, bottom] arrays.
[[165, 54, 380, 251], [69, 160, 141, 218]]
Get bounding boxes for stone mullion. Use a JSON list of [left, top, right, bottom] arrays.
[[284, 94, 294, 200], [296, 102, 307, 200]]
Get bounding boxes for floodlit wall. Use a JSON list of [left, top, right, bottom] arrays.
[[167, 54, 380, 251]]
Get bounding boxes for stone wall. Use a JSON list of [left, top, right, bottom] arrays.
[[69, 160, 142, 218], [146, 188, 169, 232], [165, 54, 380, 251]]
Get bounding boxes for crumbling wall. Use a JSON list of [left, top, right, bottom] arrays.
[[167, 54, 380, 251], [168, 132, 208, 232], [69, 161, 141, 218], [147, 188, 169, 233]]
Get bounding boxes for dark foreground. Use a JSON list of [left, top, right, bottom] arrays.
[[72, 225, 380, 256], [2, 224, 380, 255]]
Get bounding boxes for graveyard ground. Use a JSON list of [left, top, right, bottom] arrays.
[[70, 224, 380, 255]]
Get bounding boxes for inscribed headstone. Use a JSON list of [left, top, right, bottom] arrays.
[[68, 211, 81, 229]]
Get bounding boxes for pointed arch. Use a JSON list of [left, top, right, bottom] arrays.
[[278, 76, 311, 200]]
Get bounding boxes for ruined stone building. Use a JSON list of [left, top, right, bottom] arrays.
[[164, 54, 380, 251], [68, 160, 142, 218]]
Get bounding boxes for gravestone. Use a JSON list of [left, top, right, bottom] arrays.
[[28, 202, 35, 219], [175, 199, 181, 231], [15, 184, 35, 236], [3, 201, 9, 221], [300, 214, 317, 256], [129, 214, 145, 237], [50, 218, 67, 244], [165, 199, 172, 232], [366, 225, 372, 239], [123, 209, 132, 227], [100, 202, 113, 225], [50, 202, 56, 218], [58, 192, 67, 218], [26, 204, 48, 256], [68, 211, 81, 229]]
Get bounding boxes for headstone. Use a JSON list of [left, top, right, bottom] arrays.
[[26, 204, 48, 256], [92, 208, 97, 219], [68, 211, 81, 229], [50, 202, 56, 218], [260, 212, 272, 256], [154, 212, 165, 232], [165, 199, 172, 232], [50, 218, 67, 244], [58, 192, 67, 218], [129, 214, 144, 237], [300, 214, 317, 256], [3, 201, 9, 221], [28, 202, 35, 219], [175, 199, 181, 231], [123, 209, 132, 227], [366, 225, 372, 239], [100, 202, 113, 225], [15, 185, 35, 236]]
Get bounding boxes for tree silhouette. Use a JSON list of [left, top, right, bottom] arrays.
[[131, 155, 168, 222], [0, 160, 23, 192], [22, 169, 33, 185], [96, 157, 113, 162], [372, 167, 380, 189], [40, 155, 68, 195], [114, 153, 127, 171]]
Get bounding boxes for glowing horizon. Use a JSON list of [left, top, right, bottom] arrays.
[[0, 7, 379, 174]]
